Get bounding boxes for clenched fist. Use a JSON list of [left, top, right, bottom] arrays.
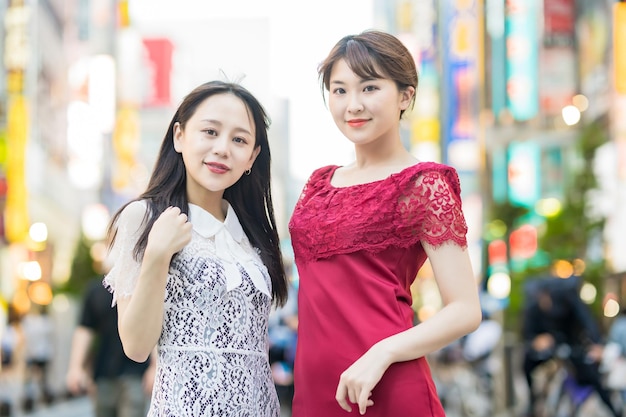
[[146, 206, 193, 261]]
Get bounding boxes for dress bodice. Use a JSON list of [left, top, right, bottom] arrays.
[[289, 162, 468, 264]]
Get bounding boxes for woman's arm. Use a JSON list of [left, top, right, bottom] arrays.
[[378, 242, 482, 360], [336, 242, 482, 414], [117, 206, 192, 362]]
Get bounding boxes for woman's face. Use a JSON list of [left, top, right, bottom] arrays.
[[327, 58, 413, 146], [173, 93, 260, 205]]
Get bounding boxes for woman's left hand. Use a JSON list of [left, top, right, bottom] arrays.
[[335, 345, 390, 414]]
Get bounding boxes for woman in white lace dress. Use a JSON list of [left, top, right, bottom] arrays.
[[103, 81, 288, 417]]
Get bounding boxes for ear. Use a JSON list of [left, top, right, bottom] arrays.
[[173, 122, 183, 153], [248, 145, 261, 170], [399, 86, 416, 111]]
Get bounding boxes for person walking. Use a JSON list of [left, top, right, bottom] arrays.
[[521, 276, 621, 417], [103, 80, 288, 417], [66, 278, 155, 417], [288, 30, 482, 417], [21, 305, 54, 410]]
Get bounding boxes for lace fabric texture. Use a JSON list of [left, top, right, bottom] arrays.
[[289, 162, 468, 264], [104, 201, 279, 417]]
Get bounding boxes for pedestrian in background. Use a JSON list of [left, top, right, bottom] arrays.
[[288, 29, 482, 417], [66, 278, 154, 417], [103, 80, 288, 417], [521, 276, 621, 417], [21, 304, 54, 411]]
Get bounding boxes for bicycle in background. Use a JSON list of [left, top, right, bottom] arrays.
[[531, 344, 595, 417]]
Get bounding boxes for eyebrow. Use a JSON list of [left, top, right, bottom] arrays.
[[330, 76, 378, 85], [200, 119, 253, 136]]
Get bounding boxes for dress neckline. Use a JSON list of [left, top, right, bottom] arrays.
[[326, 161, 432, 190]]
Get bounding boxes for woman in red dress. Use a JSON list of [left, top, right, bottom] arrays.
[[288, 30, 482, 416]]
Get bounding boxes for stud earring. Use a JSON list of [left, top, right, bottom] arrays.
[[244, 169, 251, 175]]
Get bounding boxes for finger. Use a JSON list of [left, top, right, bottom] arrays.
[[335, 384, 352, 412], [348, 387, 358, 405], [358, 391, 371, 415]]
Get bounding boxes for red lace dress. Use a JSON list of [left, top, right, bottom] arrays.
[[288, 162, 468, 417]]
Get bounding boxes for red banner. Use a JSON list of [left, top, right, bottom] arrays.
[[142, 38, 174, 107]]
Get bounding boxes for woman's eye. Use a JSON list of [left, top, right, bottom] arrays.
[[332, 88, 345, 95], [364, 85, 378, 92], [233, 137, 248, 144], [203, 129, 217, 136]]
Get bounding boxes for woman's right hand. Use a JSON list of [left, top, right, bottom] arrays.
[[146, 206, 193, 260]]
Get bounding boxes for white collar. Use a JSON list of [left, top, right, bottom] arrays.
[[188, 201, 243, 242], [187, 201, 270, 297]]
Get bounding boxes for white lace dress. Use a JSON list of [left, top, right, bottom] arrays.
[[103, 200, 280, 417]]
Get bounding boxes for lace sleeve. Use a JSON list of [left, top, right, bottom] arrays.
[[102, 200, 147, 306], [399, 168, 468, 248]]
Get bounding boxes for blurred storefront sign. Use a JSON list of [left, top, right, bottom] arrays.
[[577, 0, 612, 122], [486, 0, 506, 118], [542, 0, 575, 47], [397, 0, 441, 162], [4, 0, 30, 244], [3, 2, 29, 72], [539, 47, 576, 116], [439, 0, 483, 281], [142, 38, 174, 107], [505, 0, 539, 121], [111, 104, 141, 194], [614, 2, 626, 94], [507, 141, 540, 208], [5, 95, 29, 243], [440, 0, 480, 170]]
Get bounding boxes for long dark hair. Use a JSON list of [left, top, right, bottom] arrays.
[[107, 80, 288, 306], [318, 29, 418, 119]]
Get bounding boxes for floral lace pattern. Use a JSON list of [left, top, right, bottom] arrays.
[[289, 162, 468, 264], [104, 202, 280, 417]]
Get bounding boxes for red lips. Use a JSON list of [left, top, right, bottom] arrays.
[[347, 119, 368, 127], [206, 162, 229, 173]]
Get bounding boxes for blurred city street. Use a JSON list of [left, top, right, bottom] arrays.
[[2, 0, 626, 416]]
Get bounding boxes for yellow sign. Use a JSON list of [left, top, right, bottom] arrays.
[[0, 129, 6, 169], [5, 95, 29, 243], [615, 2, 626, 94], [112, 104, 140, 191]]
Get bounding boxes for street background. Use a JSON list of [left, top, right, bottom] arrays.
[[2, 0, 626, 416]]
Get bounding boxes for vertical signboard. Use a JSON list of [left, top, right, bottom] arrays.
[[615, 2, 626, 94], [440, 0, 480, 170], [4, 0, 30, 243], [399, 0, 441, 162], [486, 0, 506, 118], [142, 38, 174, 107], [507, 141, 540, 208], [439, 0, 483, 280], [505, 0, 539, 121]]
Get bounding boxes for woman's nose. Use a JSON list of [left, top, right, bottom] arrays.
[[347, 94, 364, 113], [212, 136, 229, 156]]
